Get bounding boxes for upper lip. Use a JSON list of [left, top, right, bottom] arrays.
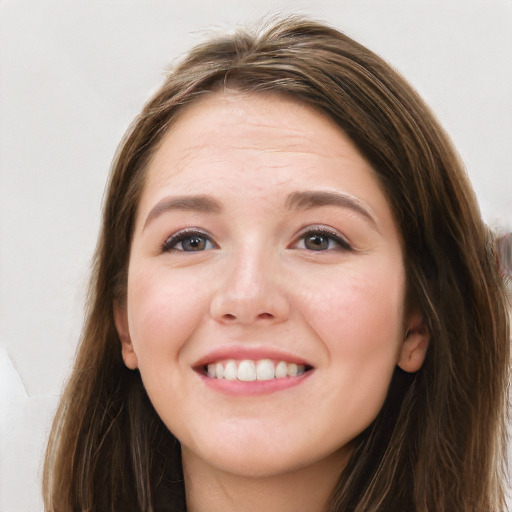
[[193, 346, 312, 369]]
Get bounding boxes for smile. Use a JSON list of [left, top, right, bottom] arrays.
[[203, 359, 310, 381]]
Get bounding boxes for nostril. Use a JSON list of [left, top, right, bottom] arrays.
[[221, 312, 274, 322]]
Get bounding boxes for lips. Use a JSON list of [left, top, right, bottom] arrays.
[[194, 348, 313, 383]]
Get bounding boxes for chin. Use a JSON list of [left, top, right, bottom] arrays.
[[184, 444, 310, 478], [180, 426, 350, 481]]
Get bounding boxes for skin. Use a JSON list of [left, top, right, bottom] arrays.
[[115, 92, 429, 512]]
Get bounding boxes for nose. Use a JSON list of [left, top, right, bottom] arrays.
[[209, 249, 290, 325]]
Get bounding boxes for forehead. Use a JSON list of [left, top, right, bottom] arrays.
[[151, 92, 351, 174], [148, 92, 367, 176], [137, 91, 396, 234]]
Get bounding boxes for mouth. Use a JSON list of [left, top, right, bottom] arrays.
[[197, 358, 313, 382]]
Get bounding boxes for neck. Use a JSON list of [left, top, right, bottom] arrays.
[[182, 447, 349, 512]]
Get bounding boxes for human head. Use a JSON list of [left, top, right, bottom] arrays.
[[44, 16, 510, 511]]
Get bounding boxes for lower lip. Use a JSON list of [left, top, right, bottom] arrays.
[[198, 370, 313, 396]]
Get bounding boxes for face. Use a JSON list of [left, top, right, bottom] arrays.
[[115, 92, 428, 479]]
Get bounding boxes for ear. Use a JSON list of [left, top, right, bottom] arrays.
[[113, 301, 138, 370], [397, 314, 429, 373]]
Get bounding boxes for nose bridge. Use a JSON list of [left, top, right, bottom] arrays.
[[210, 237, 289, 324], [231, 240, 267, 295]]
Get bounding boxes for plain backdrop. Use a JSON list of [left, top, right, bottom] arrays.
[[1, 1, 511, 510]]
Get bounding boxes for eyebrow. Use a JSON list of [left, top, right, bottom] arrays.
[[143, 195, 222, 230], [143, 190, 378, 231], [285, 190, 379, 228]]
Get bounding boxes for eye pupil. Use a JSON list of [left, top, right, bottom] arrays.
[[183, 235, 206, 251], [305, 234, 329, 251]]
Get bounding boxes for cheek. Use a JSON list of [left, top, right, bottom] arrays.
[[307, 267, 405, 431], [126, 267, 208, 366], [302, 258, 405, 386], [324, 256, 404, 340]]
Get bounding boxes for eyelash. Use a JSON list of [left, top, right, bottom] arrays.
[[161, 227, 352, 253], [162, 229, 216, 252], [294, 227, 352, 252]]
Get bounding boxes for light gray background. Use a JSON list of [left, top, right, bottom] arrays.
[[1, 1, 511, 510]]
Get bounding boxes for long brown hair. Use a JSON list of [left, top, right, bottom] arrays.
[[43, 16, 510, 511]]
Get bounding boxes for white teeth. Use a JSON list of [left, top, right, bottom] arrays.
[[256, 359, 274, 381], [215, 362, 224, 379], [224, 360, 237, 380], [287, 363, 298, 376], [238, 360, 256, 381], [205, 359, 308, 380], [275, 361, 288, 378]]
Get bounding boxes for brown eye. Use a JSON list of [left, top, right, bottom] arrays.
[[181, 235, 208, 251], [296, 228, 351, 252], [304, 233, 330, 251], [163, 231, 215, 252]]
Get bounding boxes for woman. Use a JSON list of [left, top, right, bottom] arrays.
[[43, 16, 510, 512]]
